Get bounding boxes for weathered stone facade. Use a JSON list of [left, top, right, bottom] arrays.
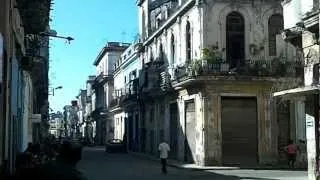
[[275, 0, 320, 178], [128, 0, 305, 166]]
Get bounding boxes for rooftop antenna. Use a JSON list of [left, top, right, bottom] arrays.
[[121, 31, 127, 43]]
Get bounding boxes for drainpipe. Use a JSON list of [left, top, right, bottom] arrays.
[[317, 2, 320, 178], [315, 93, 320, 179]]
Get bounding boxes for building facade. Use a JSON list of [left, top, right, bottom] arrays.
[[84, 75, 96, 144], [76, 89, 87, 138], [91, 42, 130, 145], [49, 111, 64, 138], [0, 0, 51, 173], [131, 0, 304, 166], [63, 103, 80, 138], [274, 0, 320, 179], [109, 42, 142, 150]]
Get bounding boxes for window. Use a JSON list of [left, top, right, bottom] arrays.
[[142, 10, 146, 39], [131, 70, 137, 79], [156, 18, 161, 29], [150, 108, 154, 123], [159, 43, 164, 61], [171, 34, 175, 65], [186, 21, 191, 63], [150, 51, 154, 62], [226, 12, 245, 68], [268, 14, 283, 56]]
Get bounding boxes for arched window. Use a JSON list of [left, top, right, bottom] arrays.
[[171, 34, 175, 65], [142, 10, 146, 39], [150, 50, 154, 62], [159, 43, 164, 61], [226, 12, 245, 69], [268, 14, 283, 56], [186, 21, 191, 63], [156, 18, 161, 29]]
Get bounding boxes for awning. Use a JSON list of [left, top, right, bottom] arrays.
[[273, 86, 320, 97]]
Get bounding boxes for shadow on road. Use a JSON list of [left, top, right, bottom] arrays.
[[78, 147, 290, 180]]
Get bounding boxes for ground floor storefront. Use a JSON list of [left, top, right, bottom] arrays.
[[274, 86, 320, 180], [118, 80, 306, 167]]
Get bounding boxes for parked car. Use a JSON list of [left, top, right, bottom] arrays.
[[105, 139, 127, 153]]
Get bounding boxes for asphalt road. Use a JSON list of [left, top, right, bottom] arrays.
[[77, 147, 308, 180]]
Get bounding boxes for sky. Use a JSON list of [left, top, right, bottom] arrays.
[[49, 0, 138, 112]]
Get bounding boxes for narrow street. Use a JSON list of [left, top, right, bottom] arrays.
[[77, 147, 308, 180]]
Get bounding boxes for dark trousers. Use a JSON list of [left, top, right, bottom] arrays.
[[161, 158, 167, 174], [288, 154, 296, 169]]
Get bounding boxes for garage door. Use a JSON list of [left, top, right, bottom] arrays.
[[221, 97, 258, 166]]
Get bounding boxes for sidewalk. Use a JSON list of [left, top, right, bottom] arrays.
[[128, 151, 301, 171]]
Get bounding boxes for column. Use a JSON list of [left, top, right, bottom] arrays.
[[294, 97, 306, 141], [198, 93, 207, 166], [260, 92, 277, 164], [305, 94, 317, 180], [205, 93, 221, 165], [177, 96, 185, 162]]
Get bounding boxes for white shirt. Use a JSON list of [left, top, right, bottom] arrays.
[[158, 142, 170, 159]]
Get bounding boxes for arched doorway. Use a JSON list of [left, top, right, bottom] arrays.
[[226, 12, 245, 69]]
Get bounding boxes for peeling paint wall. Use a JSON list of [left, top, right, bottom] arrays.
[[204, 82, 274, 165]]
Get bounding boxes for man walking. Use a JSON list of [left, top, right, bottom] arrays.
[[158, 139, 170, 174]]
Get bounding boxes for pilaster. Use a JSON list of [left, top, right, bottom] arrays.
[[204, 93, 221, 165]]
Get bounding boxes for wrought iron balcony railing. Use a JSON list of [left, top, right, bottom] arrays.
[[173, 59, 304, 81]]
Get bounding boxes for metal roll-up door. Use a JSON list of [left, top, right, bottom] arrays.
[[221, 97, 258, 166]]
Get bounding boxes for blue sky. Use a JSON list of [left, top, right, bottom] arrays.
[[49, 0, 138, 112]]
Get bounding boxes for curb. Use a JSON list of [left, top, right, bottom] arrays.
[[128, 152, 306, 171], [128, 152, 240, 171]]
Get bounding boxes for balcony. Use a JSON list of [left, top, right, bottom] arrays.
[[172, 59, 304, 85], [149, 1, 185, 35], [109, 97, 123, 109], [94, 73, 112, 85], [17, 0, 52, 34], [111, 79, 139, 108], [138, 61, 173, 98], [160, 71, 171, 91], [145, 0, 195, 44], [124, 79, 139, 98]]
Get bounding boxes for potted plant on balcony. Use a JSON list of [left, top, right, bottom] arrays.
[[202, 47, 220, 71], [202, 45, 229, 73], [190, 59, 202, 76], [271, 56, 287, 77], [218, 48, 228, 72], [201, 48, 210, 72]]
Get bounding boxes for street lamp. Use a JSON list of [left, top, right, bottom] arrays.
[[40, 30, 74, 44], [49, 86, 63, 96]]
